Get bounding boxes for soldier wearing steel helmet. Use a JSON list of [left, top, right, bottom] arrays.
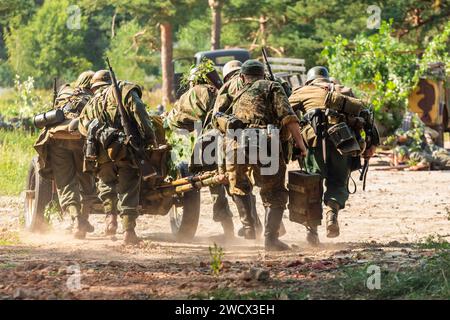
[[166, 65, 236, 239], [289, 67, 378, 245], [34, 71, 97, 239], [78, 70, 158, 245], [216, 60, 307, 251]]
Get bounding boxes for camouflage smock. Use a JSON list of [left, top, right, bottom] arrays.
[[166, 83, 217, 132], [231, 79, 298, 128]]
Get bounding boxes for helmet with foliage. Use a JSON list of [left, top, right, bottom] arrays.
[[183, 58, 216, 87], [306, 66, 329, 84], [75, 71, 95, 89], [223, 60, 242, 82], [91, 70, 112, 90]]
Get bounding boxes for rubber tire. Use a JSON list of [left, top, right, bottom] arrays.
[[169, 162, 201, 241], [23, 156, 52, 232]]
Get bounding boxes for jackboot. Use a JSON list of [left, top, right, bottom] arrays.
[[233, 194, 256, 240], [220, 215, 235, 239], [80, 205, 94, 233], [122, 215, 141, 245], [237, 194, 263, 239], [306, 225, 320, 246], [325, 201, 340, 238], [105, 213, 118, 236], [264, 207, 290, 251]]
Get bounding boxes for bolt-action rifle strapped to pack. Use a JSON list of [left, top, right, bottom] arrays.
[[205, 69, 223, 90], [106, 57, 157, 181]]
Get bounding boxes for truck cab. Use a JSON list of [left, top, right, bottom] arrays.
[[173, 49, 250, 99]]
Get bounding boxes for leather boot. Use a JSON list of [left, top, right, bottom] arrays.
[[325, 201, 340, 238], [74, 217, 92, 240], [306, 225, 320, 246], [80, 203, 95, 233], [220, 215, 235, 239], [238, 194, 262, 239], [264, 207, 290, 251], [105, 213, 118, 236], [122, 215, 141, 245], [233, 194, 256, 240]]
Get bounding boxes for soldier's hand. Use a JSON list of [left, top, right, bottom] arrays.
[[363, 145, 376, 159]]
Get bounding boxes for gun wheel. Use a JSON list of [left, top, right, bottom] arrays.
[[23, 156, 52, 232], [169, 162, 201, 241]]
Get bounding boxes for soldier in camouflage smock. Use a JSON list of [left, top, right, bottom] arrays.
[[34, 71, 96, 239], [213, 60, 269, 239], [216, 60, 307, 251], [79, 70, 158, 245], [166, 67, 235, 238]]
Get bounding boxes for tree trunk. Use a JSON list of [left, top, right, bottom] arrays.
[[209, 0, 222, 51], [259, 15, 268, 47], [160, 22, 175, 105]]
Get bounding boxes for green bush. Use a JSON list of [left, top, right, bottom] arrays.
[[0, 129, 37, 195]]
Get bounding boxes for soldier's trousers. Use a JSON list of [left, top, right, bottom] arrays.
[[96, 160, 140, 230], [47, 139, 95, 215], [304, 140, 351, 213], [226, 157, 288, 210]]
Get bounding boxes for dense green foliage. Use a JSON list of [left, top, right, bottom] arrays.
[[322, 21, 450, 130], [0, 0, 448, 88], [0, 129, 37, 195]]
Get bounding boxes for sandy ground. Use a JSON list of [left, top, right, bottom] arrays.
[[0, 156, 449, 299]]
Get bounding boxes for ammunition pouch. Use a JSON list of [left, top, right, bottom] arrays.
[[214, 112, 246, 133], [325, 91, 365, 116], [327, 122, 361, 156], [97, 127, 128, 162], [85, 119, 100, 161], [33, 109, 65, 129]]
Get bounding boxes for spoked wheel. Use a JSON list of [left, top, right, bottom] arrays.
[[169, 162, 201, 241], [23, 156, 53, 232]]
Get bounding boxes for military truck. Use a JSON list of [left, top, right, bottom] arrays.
[[173, 48, 306, 98], [408, 62, 450, 146]]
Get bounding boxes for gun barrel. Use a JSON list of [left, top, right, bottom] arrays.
[[145, 172, 228, 202]]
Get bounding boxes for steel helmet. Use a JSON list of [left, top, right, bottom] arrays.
[[223, 60, 242, 82], [306, 66, 329, 84], [90, 70, 112, 90]]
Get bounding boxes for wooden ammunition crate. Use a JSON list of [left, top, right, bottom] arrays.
[[287, 170, 323, 225]]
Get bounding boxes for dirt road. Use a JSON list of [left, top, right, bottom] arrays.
[[0, 158, 449, 299]]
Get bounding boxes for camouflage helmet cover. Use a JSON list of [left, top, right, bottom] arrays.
[[91, 70, 112, 90], [75, 70, 95, 89], [241, 59, 265, 76], [223, 60, 242, 81], [306, 66, 329, 84]]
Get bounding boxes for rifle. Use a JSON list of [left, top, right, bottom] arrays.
[[359, 105, 375, 190], [261, 47, 275, 81], [105, 57, 156, 180], [52, 78, 57, 108]]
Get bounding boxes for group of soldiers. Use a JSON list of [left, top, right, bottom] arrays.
[[167, 59, 378, 251], [387, 112, 450, 171], [33, 57, 379, 251]]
